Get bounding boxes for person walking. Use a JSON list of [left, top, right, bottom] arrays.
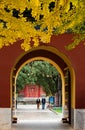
[[42, 98, 46, 109], [36, 98, 40, 109]]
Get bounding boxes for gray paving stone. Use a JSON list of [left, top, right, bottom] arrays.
[[12, 105, 74, 130]]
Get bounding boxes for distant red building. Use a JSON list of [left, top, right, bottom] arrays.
[[19, 84, 46, 98]]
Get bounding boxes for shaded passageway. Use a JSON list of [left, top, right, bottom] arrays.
[[12, 105, 74, 130]]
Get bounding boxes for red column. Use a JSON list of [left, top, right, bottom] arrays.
[[24, 85, 29, 97], [38, 86, 40, 97]]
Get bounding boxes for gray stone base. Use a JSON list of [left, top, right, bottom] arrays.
[[74, 109, 85, 130], [0, 108, 11, 129], [63, 108, 85, 130]]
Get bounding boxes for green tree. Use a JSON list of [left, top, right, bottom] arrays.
[[16, 60, 59, 96]]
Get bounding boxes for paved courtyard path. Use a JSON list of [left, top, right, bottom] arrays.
[[12, 105, 74, 130]]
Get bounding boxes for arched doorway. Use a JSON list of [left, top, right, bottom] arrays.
[[11, 46, 75, 126]]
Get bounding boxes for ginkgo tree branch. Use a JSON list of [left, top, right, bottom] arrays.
[[0, 0, 85, 51]]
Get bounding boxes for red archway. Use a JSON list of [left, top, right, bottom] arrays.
[[11, 46, 75, 125]]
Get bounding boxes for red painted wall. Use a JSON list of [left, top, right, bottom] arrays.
[[0, 41, 24, 107], [19, 85, 46, 98], [0, 34, 85, 108], [51, 34, 85, 108]]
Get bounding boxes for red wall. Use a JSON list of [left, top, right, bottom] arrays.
[[0, 41, 24, 107], [0, 34, 85, 108], [51, 34, 85, 108], [19, 85, 46, 98]]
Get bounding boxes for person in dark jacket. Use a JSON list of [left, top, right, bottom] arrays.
[[36, 98, 40, 109], [42, 98, 46, 109]]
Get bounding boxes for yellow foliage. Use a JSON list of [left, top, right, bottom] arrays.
[[0, 0, 85, 51], [0, 38, 3, 48]]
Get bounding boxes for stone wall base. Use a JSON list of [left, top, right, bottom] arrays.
[[74, 109, 85, 130], [0, 108, 11, 129], [63, 108, 85, 130]]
